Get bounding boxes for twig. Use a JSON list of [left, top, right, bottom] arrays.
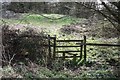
[[8, 54, 16, 66], [0, 59, 9, 63], [100, 0, 120, 23]]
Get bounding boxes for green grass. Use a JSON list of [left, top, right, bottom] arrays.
[[1, 13, 86, 36], [2, 65, 118, 78], [1, 13, 120, 79], [2, 13, 119, 59], [2, 13, 84, 27]]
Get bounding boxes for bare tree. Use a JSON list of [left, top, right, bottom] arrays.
[[78, 1, 120, 33]]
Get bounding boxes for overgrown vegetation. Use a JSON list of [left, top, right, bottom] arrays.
[[2, 25, 48, 67], [1, 3, 120, 78]]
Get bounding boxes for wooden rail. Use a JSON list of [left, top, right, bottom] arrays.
[[56, 46, 80, 47], [76, 43, 120, 47], [57, 40, 83, 42], [54, 38, 83, 61], [55, 56, 81, 58], [65, 52, 78, 55], [17, 34, 120, 65], [83, 36, 86, 62], [56, 51, 81, 53], [53, 35, 56, 60]]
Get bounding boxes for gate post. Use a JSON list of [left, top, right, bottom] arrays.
[[84, 35, 86, 63], [47, 35, 52, 67], [48, 35, 51, 60], [80, 40, 83, 61], [53, 35, 56, 60]]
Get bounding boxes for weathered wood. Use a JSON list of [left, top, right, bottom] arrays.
[[47, 35, 52, 67], [84, 36, 86, 62], [56, 46, 80, 47], [57, 40, 83, 42], [40, 45, 81, 47], [65, 52, 78, 55], [76, 43, 120, 47], [48, 35, 51, 59], [56, 51, 81, 53], [55, 38, 83, 61], [55, 56, 81, 58], [50, 36, 56, 39], [80, 40, 83, 60], [53, 35, 56, 60], [86, 43, 120, 47]]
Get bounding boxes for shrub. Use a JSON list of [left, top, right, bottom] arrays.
[[2, 25, 48, 66]]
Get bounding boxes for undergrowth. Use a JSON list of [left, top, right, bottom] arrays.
[[1, 13, 120, 79]]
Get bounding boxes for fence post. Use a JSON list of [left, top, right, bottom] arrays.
[[53, 35, 56, 60], [48, 35, 51, 59], [84, 35, 86, 63], [47, 35, 52, 67], [80, 40, 83, 60]]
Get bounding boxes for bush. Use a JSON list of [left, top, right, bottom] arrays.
[[2, 25, 48, 66]]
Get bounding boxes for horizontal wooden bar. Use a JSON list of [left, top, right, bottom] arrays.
[[55, 56, 81, 58], [76, 43, 120, 47], [40, 45, 81, 47], [87, 43, 120, 47], [56, 51, 81, 53], [56, 40, 83, 42], [66, 52, 78, 55], [49, 37, 56, 39], [56, 46, 81, 47]]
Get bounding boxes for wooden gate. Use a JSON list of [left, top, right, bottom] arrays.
[[47, 35, 120, 64], [48, 35, 87, 63]]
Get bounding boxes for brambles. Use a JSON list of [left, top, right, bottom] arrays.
[[2, 25, 48, 66]]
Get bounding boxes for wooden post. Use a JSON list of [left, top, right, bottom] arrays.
[[48, 35, 51, 59], [84, 35, 86, 63], [53, 35, 56, 60], [47, 35, 51, 67], [80, 40, 83, 60]]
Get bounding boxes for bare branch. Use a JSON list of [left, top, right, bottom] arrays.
[[8, 54, 16, 66], [77, 3, 118, 22], [100, 1, 120, 23]]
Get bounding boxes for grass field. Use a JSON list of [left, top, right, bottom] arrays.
[[1, 14, 87, 37]]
